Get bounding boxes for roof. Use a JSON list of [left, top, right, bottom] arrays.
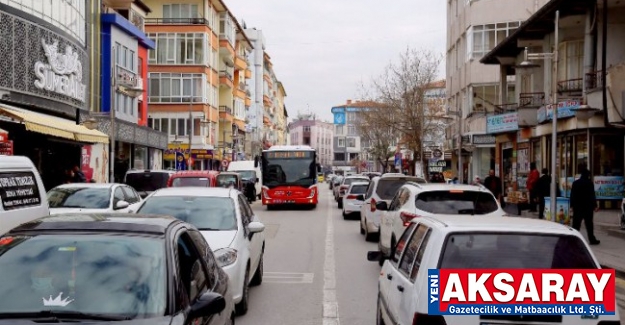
[[8, 213, 179, 235], [52, 183, 119, 189], [418, 215, 577, 236], [0, 155, 36, 170], [480, 0, 590, 65], [150, 187, 235, 198], [408, 183, 489, 192], [133, 0, 151, 13], [125, 169, 175, 174], [331, 100, 386, 109], [425, 79, 446, 89], [172, 170, 219, 177]]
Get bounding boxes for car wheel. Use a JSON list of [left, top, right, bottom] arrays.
[[250, 252, 263, 286], [365, 222, 376, 242], [338, 201, 343, 209], [236, 265, 250, 315], [360, 219, 365, 235]]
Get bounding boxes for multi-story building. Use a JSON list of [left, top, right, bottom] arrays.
[[288, 113, 334, 168], [331, 100, 375, 172], [446, 0, 549, 182], [99, 0, 168, 182], [0, 0, 116, 187], [479, 0, 625, 212], [274, 82, 288, 145]]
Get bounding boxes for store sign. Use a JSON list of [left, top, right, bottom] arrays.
[[560, 176, 624, 200], [164, 144, 213, 160], [0, 172, 42, 211], [33, 39, 86, 102], [471, 134, 496, 145], [333, 112, 345, 125], [428, 159, 449, 173], [537, 99, 580, 123], [486, 112, 518, 134]]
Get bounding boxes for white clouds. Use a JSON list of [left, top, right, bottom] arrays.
[[226, 0, 445, 121]]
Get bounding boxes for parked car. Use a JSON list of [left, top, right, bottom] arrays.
[[367, 215, 620, 325], [123, 169, 175, 198], [47, 183, 143, 215], [167, 170, 220, 188], [0, 156, 49, 235], [341, 182, 369, 219], [136, 187, 265, 315], [216, 172, 244, 192], [359, 174, 428, 242], [335, 175, 370, 209], [330, 175, 343, 191], [0, 213, 235, 324], [227, 160, 262, 201], [377, 183, 505, 265]]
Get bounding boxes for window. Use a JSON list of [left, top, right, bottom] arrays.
[[47, 187, 111, 209], [334, 153, 345, 161], [148, 33, 208, 65], [163, 4, 199, 19], [346, 137, 356, 148], [176, 232, 209, 303], [415, 190, 498, 214], [469, 21, 520, 59], [337, 138, 345, 147], [219, 13, 236, 47], [410, 229, 431, 281], [188, 230, 217, 287], [148, 73, 206, 103], [138, 197, 237, 231], [113, 188, 125, 206], [557, 40, 584, 82], [347, 125, 356, 136], [335, 125, 343, 135], [303, 126, 311, 132], [392, 223, 417, 264], [398, 225, 429, 277]]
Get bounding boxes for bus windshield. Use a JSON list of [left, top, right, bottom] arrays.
[[262, 152, 315, 188]]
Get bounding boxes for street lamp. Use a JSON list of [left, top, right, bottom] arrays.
[[80, 117, 98, 130], [514, 10, 560, 220]]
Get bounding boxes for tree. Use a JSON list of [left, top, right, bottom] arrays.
[[361, 47, 444, 175], [354, 103, 396, 172]]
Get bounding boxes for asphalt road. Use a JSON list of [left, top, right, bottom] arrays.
[[237, 186, 625, 324]]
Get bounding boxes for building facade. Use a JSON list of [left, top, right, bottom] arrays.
[[97, 0, 167, 182], [446, 0, 549, 182], [288, 114, 334, 169], [480, 0, 625, 212], [0, 0, 113, 188], [331, 100, 375, 172]]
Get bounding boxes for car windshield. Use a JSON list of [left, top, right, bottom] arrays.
[[236, 171, 256, 180], [350, 184, 369, 194], [137, 196, 237, 231], [0, 234, 166, 318], [414, 190, 498, 215], [262, 158, 315, 188], [216, 175, 238, 188], [47, 187, 110, 209], [124, 172, 170, 192], [343, 178, 369, 186], [376, 178, 422, 200], [171, 177, 210, 187], [439, 233, 597, 269]]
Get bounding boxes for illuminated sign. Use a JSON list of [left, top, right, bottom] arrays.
[[264, 151, 313, 159]]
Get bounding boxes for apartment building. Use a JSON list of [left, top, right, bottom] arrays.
[[331, 100, 376, 172], [288, 113, 334, 168], [260, 53, 288, 149], [446, 0, 549, 182], [480, 0, 625, 213]]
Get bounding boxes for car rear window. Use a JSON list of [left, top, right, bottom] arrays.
[[171, 177, 210, 187], [439, 233, 597, 269], [376, 178, 420, 200], [415, 190, 498, 215], [344, 178, 369, 186], [125, 172, 170, 192], [350, 184, 368, 194]]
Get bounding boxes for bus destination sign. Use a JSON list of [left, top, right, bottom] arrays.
[[265, 151, 312, 159]]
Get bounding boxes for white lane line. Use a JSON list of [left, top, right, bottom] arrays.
[[323, 192, 340, 325]]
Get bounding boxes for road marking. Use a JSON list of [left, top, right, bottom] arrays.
[[323, 193, 340, 325], [263, 272, 314, 284]]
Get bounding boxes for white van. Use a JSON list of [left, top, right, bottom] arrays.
[[0, 156, 49, 234], [227, 160, 262, 199]]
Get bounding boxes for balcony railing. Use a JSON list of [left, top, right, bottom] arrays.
[[219, 70, 233, 81], [145, 18, 210, 26], [219, 106, 232, 114], [585, 71, 604, 90], [494, 103, 518, 114], [557, 78, 583, 94], [519, 92, 545, 107]]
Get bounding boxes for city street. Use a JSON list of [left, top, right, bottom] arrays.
[[238, 186, 625, 324]]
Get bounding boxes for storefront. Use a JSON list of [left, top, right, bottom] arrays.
[[469, 134, 496, 180], [0, 3, 111, 189], [163, 144, 216, 170]]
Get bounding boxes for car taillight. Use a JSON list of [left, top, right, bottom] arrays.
[[412, 313, 446, 325], [340, 185, 348, 190], [370, 198, 377, 212], [346, 194, 358, 199], [400, 211, 419, 227]]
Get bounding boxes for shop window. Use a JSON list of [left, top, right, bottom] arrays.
[[592, 135, 624, 176], [193, 118, 201, 136], [575, 135, 588, 174], [532, 140, 541, 171]]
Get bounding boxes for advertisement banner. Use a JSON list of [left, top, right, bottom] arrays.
[[537, 99, 580, 123], [544, 197, 571, 225], [560, 176, 624, 199], [175, 151, 187, 171], [486, 112, 518, 134]]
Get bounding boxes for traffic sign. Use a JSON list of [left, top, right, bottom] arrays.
[[221, 159, 229, 168]]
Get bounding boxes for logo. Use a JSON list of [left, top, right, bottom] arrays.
[[43, 292, 74, 307], [428, 269, 616, 316], [286, 191, 292, 196], [34, 38, 86, 102]]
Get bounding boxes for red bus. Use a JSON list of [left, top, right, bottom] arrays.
[[258, 145, 321, 209]]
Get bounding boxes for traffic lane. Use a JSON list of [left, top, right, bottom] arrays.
[[332, 197, 380, 324], [236, 196, 326, 325]]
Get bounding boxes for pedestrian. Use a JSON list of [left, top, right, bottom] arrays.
[[570, 168, 600, 245], [535, 168, 553, 219], [527, 162, 540, 212], [472, 176, 481, 186], [452, 177, 459, 184], [483, 169, 502, 204], [71, 165, 86, 183]]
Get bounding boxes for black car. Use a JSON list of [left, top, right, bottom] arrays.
[[0, 213, 235, 325]]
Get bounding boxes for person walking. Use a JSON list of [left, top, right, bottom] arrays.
[[570, 168, 600, 245], [527, 162, 540, 212], [71, 165, 86, 183], [535, 168, 553, 219], [483, 169, 502, 203]]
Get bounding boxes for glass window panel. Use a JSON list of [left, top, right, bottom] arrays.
[[167, 39, 176, 61], [162, 78, 171, 97], [194, 38, 203, 64], [496, 30, 507, 45], [486, 30, 495, 51], [509, 21, 520, 27], [183, 79, 192, 97], [496, 23, 506, 29], [485, 24, 496, 30], [171, 79, 181, 96], [194, 118, 201, 136], [170, 119, 177, 135], [163, 5, 170, 18], [161, 119, 169, 133], [178, 119, 186, 136]]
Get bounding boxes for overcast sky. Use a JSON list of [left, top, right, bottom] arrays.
[[226, 0, 446, 122]]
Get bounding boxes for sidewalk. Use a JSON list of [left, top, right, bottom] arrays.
[[518, 210, 625, 276]]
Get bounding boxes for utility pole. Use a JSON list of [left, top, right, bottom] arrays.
[[549, 11, 560, 221], [188, 81, 193, 170], [109, 45, 117, 183]]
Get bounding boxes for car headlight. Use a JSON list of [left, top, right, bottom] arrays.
[[215, 248, 238, 267]]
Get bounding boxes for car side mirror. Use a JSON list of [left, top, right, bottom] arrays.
[[248, 221, 265, 233], [375, 201, 388, 211], [115, 200, 130, 210], [367, 251, 382, 262], [187, 292, 226, 320], [356, 194, 365, 201]]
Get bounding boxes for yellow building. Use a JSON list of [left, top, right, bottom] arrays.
[[275, 81, 288, 145]]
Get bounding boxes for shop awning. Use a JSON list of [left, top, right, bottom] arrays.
[[0, 104, 109, 144], [234, 119, 246, 131]]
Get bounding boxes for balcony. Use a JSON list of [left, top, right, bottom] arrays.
[[244, 69, 252, 79], [234, 56, 247, 70], [145, 18, 210, 26], [263, 95, 272, 108], [557, 78, 583, 96], [219, 71, 233, 89], [519, 92, 545, 107], [494, 103, 518, 114], [219, 106, 233, 122], [219, 106, 232, 114], [585, 71, 604, 91]]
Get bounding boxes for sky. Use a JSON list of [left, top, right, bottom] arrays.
[[226, 0, 447, 123]]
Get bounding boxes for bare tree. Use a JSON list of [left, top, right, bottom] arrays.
[[354, 102, 396, 172], [363, 47, 444, 175]]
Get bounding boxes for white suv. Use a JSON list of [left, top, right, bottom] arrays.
[[367, 215, 620, 325], [336, 175, 370, 209], [377, 183, 505, 264], [359, 174, 427, 242]]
